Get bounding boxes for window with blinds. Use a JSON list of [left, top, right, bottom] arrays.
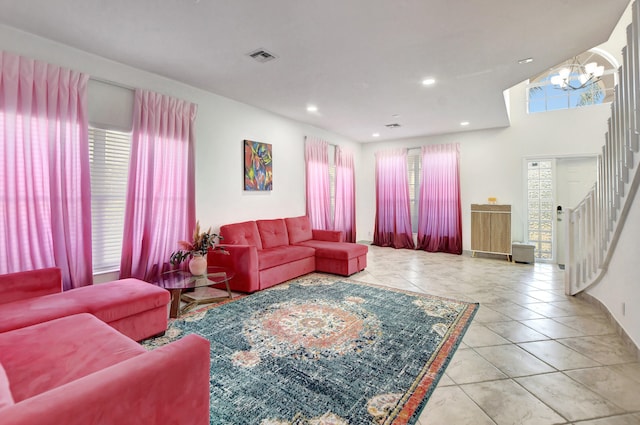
[[88, 127, 131, 273], [329, 144, 336, 226], [407, 150, 421, 233]]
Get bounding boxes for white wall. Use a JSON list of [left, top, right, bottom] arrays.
[[0, 24, 359, 234], [588, 189, 640, 348], [0, 16, 625, 245], [356, 0, 634, 247], [584, 0, 640, 349], [356, 84, 611, 248], [2, 14, 638, 348]]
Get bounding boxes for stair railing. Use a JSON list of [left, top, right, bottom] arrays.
[[566, 1, 640, 295]]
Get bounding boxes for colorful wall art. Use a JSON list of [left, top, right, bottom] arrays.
[[244, 140, 273, 191]]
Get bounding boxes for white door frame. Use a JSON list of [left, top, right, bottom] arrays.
[[523, 154, 598, 264]]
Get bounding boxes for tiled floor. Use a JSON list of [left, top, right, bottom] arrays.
[[351, 245, 640, 425]]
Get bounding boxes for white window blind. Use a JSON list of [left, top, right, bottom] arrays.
[[328, 144, 336, 227], [88, 127, 131, 273], [407, 150, 421, 233]]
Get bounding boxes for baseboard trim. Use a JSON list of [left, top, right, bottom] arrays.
[[576, 291, 640, 361]]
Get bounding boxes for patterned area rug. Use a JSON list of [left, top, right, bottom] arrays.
[[143, 274, 478, 425]]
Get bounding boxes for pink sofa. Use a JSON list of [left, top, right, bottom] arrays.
[[0, 268, 170, 342], [0, 313, 210, 425], [208, 215, 368, 293]]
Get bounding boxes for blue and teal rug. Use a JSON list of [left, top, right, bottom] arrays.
[[143, 274, 478, 424]]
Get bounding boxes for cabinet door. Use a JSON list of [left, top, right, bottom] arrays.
[[471, 211, 491, 252], [490, 213, 511, 254]]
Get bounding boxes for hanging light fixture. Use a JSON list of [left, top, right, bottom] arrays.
[[550, 57, 605, 90]]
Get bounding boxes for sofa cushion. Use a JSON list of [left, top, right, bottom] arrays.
[[284, 216, 313, 244], [0, 362, 14, 408], [0, 313, 145, 402], [312, 229, 344, 242], [296, 240, 368, 260], [258, 246, 315, 270], [66, 279, 169, 323], [0, 279, 169, 334], [220, 221, 263, 250], [0, 296, 88, 334], [0, 267, 62, 305], [257, 219, 290, 249]]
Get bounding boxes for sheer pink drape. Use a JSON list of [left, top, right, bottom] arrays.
[[305, 136, 331, 230], [120, 90, 196, 281], [417, 144, 462, 254], [373, 149, 415, 249], [334, 147, 356, 242], [0, 52, 92, 290]]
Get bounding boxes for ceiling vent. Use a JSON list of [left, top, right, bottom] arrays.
[[248, 49, 278, 63], [385, 123, 401, 128]]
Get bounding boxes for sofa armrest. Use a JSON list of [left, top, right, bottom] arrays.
[[312, 229, 344, 243], [2, 334, 211, 425], [0, 268, 62, 305], [208, 245, 260, 293]]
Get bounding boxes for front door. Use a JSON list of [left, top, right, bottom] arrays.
[[555, 156, 598, 266]]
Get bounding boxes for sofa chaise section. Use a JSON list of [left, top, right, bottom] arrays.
[[0, 313, 210, 425], [285, 216, 368, 276], [0, 268, 170, 341]]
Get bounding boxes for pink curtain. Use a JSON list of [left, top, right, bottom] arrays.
[[120, 90, 196, 281], [334, 146, 356, 242], [0, 51, 92, 290], [417, 144, 462, 254], [373, 149, 415, 249], [305, 136, 331, 230]]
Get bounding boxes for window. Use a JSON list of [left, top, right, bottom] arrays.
[[527, 50, 616, 113], [527, 160, 553, 260], [328, 144, 336, 227], [407, 150, 421, 233], [88, 127, 131, 272]]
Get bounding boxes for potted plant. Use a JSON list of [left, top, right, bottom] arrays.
[[170, 221, 225, 275]]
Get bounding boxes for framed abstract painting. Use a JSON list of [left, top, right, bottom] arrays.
[[244, 140, 273, 191]]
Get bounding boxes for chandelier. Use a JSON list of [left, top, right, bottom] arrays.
[[550, 59, 604, 90]]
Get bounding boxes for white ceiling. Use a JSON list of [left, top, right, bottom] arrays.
[[0, 0, 630, 142]]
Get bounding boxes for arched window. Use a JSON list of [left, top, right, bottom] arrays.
[[527, 49, 617, 113]]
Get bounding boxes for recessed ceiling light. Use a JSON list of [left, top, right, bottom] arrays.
[[422, 78, 436, 86], [460, 121, 470, 126], [306, 105, 318, 113], [372, 133, 380, 137], [391, 114, 400, 118], [518, 57, 534, 64]]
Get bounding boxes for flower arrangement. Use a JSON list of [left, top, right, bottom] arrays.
[[169, 221, 225, 266]]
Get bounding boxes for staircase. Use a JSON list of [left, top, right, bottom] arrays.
[[566, 1, 640, 295]]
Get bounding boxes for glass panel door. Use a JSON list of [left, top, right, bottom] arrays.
[[527, 160, 554, 260]]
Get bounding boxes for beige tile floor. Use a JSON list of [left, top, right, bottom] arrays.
[[351, 245, 640, 425]]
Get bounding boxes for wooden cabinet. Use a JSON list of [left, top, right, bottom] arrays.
[[471, 204, 511, 259]]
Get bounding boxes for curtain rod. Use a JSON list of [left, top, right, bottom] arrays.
[[305, 135, 337, 147], [89, 76, 135, 92], [89, 76, 199, 108]]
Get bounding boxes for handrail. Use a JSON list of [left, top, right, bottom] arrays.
[[565, 1, 640, 295]]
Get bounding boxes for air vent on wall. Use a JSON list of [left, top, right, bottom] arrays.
[[247, 49, 278, 63], [385, 123, 401, 128]]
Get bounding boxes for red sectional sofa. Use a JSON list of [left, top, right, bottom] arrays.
[[0, 313, 210, 425], [208, 215, 368, 293], [0, 267, 170, 342]]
